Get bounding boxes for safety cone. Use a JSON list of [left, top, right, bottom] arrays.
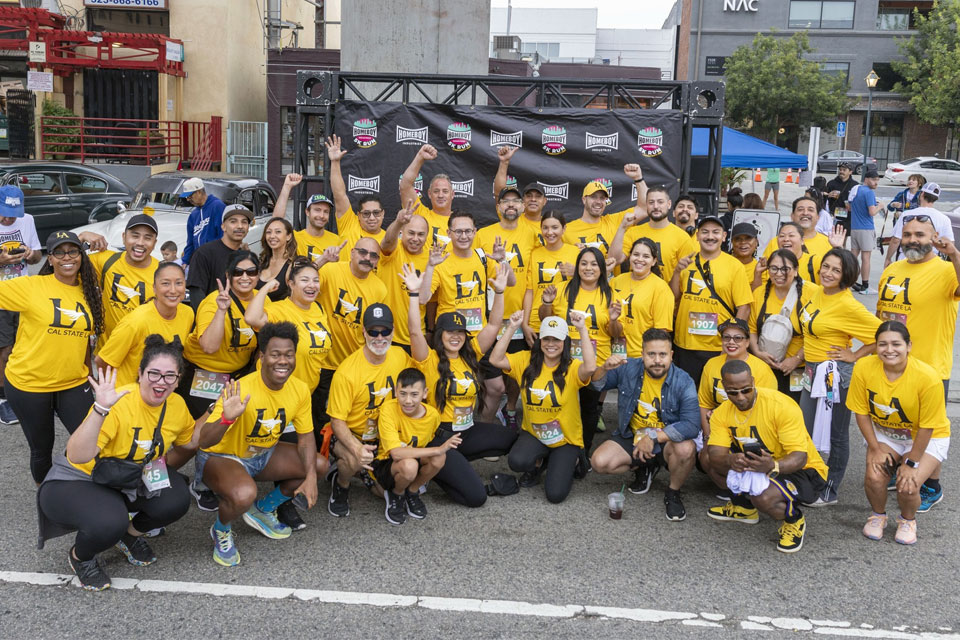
[[785, 168, 794, 184], [754, 168, 762, 182]]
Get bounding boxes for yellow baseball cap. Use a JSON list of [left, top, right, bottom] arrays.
[[582, 181, 608, 197]]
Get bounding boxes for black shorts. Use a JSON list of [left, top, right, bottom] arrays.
[[773, 468, 826, 505], [0, 310, 18, 349], [479, 352, 503, 380], [370, 456, 422, 492], [611, 432, 663, 468]]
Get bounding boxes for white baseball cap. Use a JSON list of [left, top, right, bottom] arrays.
[[921, 182, 941, 198], [539, 316, 569, 341], [179, 177, 205, 197]]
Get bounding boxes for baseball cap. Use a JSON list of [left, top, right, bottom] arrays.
[[435, 312, 468, 333], [730, 222, 758, 238], [718, 318, 749, 336], [363, 302, 394, 331], [46, 230, 82, 253], [582, 181, 609, 197], [306, 194, 333, 209], [498, 186, 522, 201], [696, 215, 724, 229], [0, 185, 24, 218], [522, 182, 544, 196], [178, 177, 204, 197], [124, 213, 159, 234], [838, 162, 851, 169], [539, 316, 569, 341], [864, 169, 880, 179], [921, 182, 941, 198], [222, 204, 254, 223]]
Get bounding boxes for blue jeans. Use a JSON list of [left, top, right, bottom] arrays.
[[194, 448, 274, 490], [798, 360, 853, 501]]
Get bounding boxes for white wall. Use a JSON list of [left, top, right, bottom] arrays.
[[490, 7, 597, 61], [596, 28, 675, 77]]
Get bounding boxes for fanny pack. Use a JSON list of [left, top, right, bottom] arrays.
[[91, 402, 166, 491], [485, 473, 519, 497]]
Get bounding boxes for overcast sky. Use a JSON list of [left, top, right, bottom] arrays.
[[489, 0, 677, 29]]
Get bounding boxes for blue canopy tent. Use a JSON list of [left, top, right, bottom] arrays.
[[692, 126, 808, 169]]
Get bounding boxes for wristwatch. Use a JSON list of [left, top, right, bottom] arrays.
[[645, 428, 660, 441], [768, 460, 780, 479], [903, 458, 919, 469]]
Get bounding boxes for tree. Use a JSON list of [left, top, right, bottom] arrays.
[[724, 30, 852, 144], [893, 0, 960, 126]]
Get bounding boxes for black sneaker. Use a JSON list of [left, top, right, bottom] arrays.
[[715, 488, 733, 501], [69, 547, 111, 591], [629, 463, 659, 494], [519, 463, 543, 487], [115, 535, 156, 566], [384, 490, 406, 525], [277, 499, 307, 531], [405, 490, 427, 519], [850, 282, 865, 293], [573, 450, 591, 479], [328, 472, 350, 517], [664, 488, 686, 522], [189, 484, 219, 512]]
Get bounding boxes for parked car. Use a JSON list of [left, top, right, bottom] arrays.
[[816, 150, 878, 175], [0, 161, 135, 242], [947, 206, 960, 242], [884, 156, 960, 187], [71, 171, 278, 259]]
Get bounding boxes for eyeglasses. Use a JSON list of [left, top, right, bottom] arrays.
[[144, 370, 180, 384], [724, 386, 754, 397], [366, 328, 392, 337], [500, 199, 522, 206], [450, 228, 476, 237], [359, 208, 384, 217], [51, 247, 81, 259], [902, 214, 931, 224], [232, 267, 259, 277], [768, 265, 793, 275], [354, 247, 380, 261], [721, 334, 747, 343]]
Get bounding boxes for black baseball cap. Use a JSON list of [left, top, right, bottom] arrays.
[[730, 222, 758, 238], [362, 303, 394, 331], [696, 215, 724, 229], [522, 182, 544, 196], [435, 312, 468, 332], [125, 213, 159, 234], [718, 318, 749, 336], [46, 230, 82, 253], [838, 162, 852, 169], [498, 186, 522, 201]]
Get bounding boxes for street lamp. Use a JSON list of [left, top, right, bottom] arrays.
[[863, 69, 880, 172]]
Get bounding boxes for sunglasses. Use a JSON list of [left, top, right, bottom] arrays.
[[725, 386, 754, 397], [902, 214, 931, 224], [232, 267, 259, 277], [366, 328, 392, 337], [354, 247, 380, 261], [359, 208, 384, 217]]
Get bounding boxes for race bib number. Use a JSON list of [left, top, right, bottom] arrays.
[[789, 368, 804, 392], [801, 364, 813, 393], [190, 369, 230, 400], [461, 307, 484, 332], [531, 420, 564, 446], [0, 263, 24, 281], [880, 311, 908, 325], [570, 339, 597, 361], [834, 208, 848, 219], [876, 424, 912, 441], [362, 418, 378, 443], [142, 457, 171, 491], [611, 337, 627, 357], [687, 312, 718, 336], [497, 324, 523, 341], [452, 405, 474, 431]]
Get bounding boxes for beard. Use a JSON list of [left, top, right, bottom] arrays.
[[903, 242, 933, 261], [367, 340, 391, 356]]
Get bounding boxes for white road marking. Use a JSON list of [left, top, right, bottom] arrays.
[[0, 570, 956, 639]]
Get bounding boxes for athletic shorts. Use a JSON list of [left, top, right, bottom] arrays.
[[850, 229, 876, 252], [873, 427, 950, 463], [771, 468, 826, 505], [0, 310, 18, 349], [764, 181, 780, 192], [370, 456, 423, 492], [611, 432, 663, 467]]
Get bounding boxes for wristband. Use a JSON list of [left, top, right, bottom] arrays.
[[92, 405, 109, 418], [903, 458, 919, 469], [93, 401, 111, 414], [633, 178, 643, 183], [493, 289, 504, 295], [408, 292, 419, 297], [219, 417, 236, 426]]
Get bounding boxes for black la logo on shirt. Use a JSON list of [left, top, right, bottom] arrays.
[[879, 276, 911, 305], [448, 369, 478, 398], [800, 300, 820, 335], [49, 298, 91, 332], [569, 305, 598, 330], [867, 390, 910, 423], [366, 377, 396, 410], [621, 292, 635, 319], [684, 270, 710, 297], [249, 408, 286, 438], [126, 425, 163, 461], [301, 320, 330, 349], [536, 260, 567, 284], [526, 380, 559, 407], [109, 273, 146, 306], [229, 317, 255, 349], [634, 395, 661, 420], [506, 243, 525, 268], [710, 377, 725, 405], [576, 234, 609, 252], [727, 425, 767, 449], [334, 288, 363, 323], [454, 271, 483, 299]]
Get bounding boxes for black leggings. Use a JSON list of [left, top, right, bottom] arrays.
[[6, 381, 93, 484], [38, 471, 191, 561], [773, 368, 801, 403], [508, 431, 581, 504], [428, 422, 517, 508], [672, 346, 718, 390], [579, 386, 601, 452]]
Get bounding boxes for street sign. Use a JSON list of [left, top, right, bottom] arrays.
[[28, 42, 45, 63], [837, 121, 846, 138]]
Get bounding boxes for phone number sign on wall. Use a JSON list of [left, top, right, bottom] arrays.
[[84, 0, 168, 9]]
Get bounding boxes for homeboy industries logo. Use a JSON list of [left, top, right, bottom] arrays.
[[542, 125, 567, 155], [593, 177, 613, 203], [348, 175, 380, 193], [638, 126, 663, 158], [396, 125, 429, 145], [585, 131, 619, 152], [398, 172, 424, 193], [447, 122, 472, 151], [506, 175, 517, 189], [489, 130, 523, 147], [352, 118, 377, 149], [451, 178, 474, 198], [537, 181, 569, 201]]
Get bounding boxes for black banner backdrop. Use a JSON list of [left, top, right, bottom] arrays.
[[333, 101, 683, 228]]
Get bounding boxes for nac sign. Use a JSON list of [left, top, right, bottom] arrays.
[[723, 0, 758, 11]]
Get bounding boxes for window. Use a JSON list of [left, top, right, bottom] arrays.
[[871, 62, 905, 92], [65, 173, 107, 194], [257, 188, 276, 218], [819, 62, 850, 84], [788, 1, 854, 28], [86, 9, 170, 36], [14, 172, 61, 196], [521, 42, 560, 60], [877, 7, 909, 30]]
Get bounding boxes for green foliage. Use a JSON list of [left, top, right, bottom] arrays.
[[721, 167, 749, 191], [41, 99, 80, 155], [893, 0, 960, 126], [724, 30, 853, 144]]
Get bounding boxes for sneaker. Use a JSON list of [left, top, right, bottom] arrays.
[[596, 415, 606, 433], [801, 494, 838, 508], [242, 505, 292, 540], [850, 282, 865, 293], [324, 459, 339, 484], [142, 527, 164, 538], [573, 450, 591, 480], [519, 467, 541, 488], [861, 287, 877, 295], [629, 463, 659, 495], [190, 484, 219, 512], [114, 535, 156, 566], [69, 548, 110, 591], [0, 399, 18, 425], [210, 525, 240, 567], [886, 473, 897, 491], [707, 501, 759, 524], [777, 515, 806, 553], [497, 406, 519, 432], [328, 473, 350, 517], [895, 515, 918, 545], [715, 488, 733, 501], [862, 512, 887, 540], [664, 488, 686, 522], [384, 490, 406, 525], [917, 486, 943, 513], [276, 499, 307, 531], [405, 490, 427, 519]]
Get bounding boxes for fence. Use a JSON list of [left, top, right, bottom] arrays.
[[226, 120, 267, 180]]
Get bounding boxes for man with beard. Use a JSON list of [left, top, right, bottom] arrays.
[[272, 173, 342, 263], [624, 186, 699, 282], [379, 202, 430, 351], [401, 144, 455, 248], [326, 304, 415, 517], [590, 328, 700, 521], [493, 146, 547, 241], [876, 215, 960, 512], [673, 195, 699, 236], [884, 183, 955, 267], [760, 196, 835, 285], [825, 163, 858, 237], [326, 135, 387, 258], [187, 205, 254, 309], [563, 166, 648, 259]]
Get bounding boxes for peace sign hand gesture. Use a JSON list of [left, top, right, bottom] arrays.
[[215, 278, 232, 311]]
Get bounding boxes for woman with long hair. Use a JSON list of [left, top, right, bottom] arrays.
[[609, 238, 674, 358], [257, 217, 298, 302], [0, 231, 104, 484], [522, 211, 580, 344]]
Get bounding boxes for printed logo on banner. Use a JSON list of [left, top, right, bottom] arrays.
[[541, 125, 567, 156], [352, 118, 378, 149], [585, 131, 619, 151], [593, 178, 613, 204], [399, 173, 424, 193], [447, 122, 472, 151], [506, 175, 517, 189], [638, 126, 663, 158], [348, 175, 380, 193], [537, 182, 569, 201], [451, 179, 474, 198], [396, 125, 429, 145], [631, 183, 638, 201], [490, 130, 523, 147]]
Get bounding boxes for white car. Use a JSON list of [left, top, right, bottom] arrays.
[[71, 171, 278, 258], [884, 157, 960, 187]]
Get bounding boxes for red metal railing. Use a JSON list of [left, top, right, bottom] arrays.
[[181, 116, 223, 170]]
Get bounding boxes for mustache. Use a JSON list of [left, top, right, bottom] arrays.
[[359, 260, 374, 267]]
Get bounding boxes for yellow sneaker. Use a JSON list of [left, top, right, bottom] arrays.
[[777, 515, 806, 553], [707, 501, 759, 524]]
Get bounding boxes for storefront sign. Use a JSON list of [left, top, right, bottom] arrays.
[[165, 41, 183, 62], [705, 56, 727, 76], [723, 0, 758, 11], [28, 42, 45, 63], [84, 0, 168, 9]]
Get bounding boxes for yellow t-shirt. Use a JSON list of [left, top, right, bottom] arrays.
[[412, 199, 451, 248], [799, 287, 881, 363], [336, 207, 386, 261], [610, 272, 675, 358], [476, 222, 538, 319], [762, 234, 832, 285], [98, 302, 195, 387], [622, 222, 699, 281], [375, 399, 442, 460], [327, 346, 415, 441], [204, 371, 313, 458], [847, 355, 950, 441], [183, 290, 258, 373], [378, 242, 430, 346], [562, 209, 630, 257], [261, 297, 332, 389], [415, 340, 482, 427], [520, 215, 544, 245], [674, 252, 753, 351], [0, 274, 94, 392], [748, 280, 816, 359], [628, 374, 666, 441], [88, 250, 157, 339], [698, 354, 778, 410], [316, 261, 387, 368], [876, 258, 960, 379], [70, 386, 194, 475], [708, 387, 828, 479], [294, 228, 342, 264], [428, 249, 497, 333], [556, 282, 612, 365], [525, 243, 580, 331], [505, 350, 588, 448]]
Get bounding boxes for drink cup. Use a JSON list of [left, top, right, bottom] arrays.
[[608, 492, 624, 519]]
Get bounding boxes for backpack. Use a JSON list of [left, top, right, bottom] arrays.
[[758, 285, 798, 362]]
